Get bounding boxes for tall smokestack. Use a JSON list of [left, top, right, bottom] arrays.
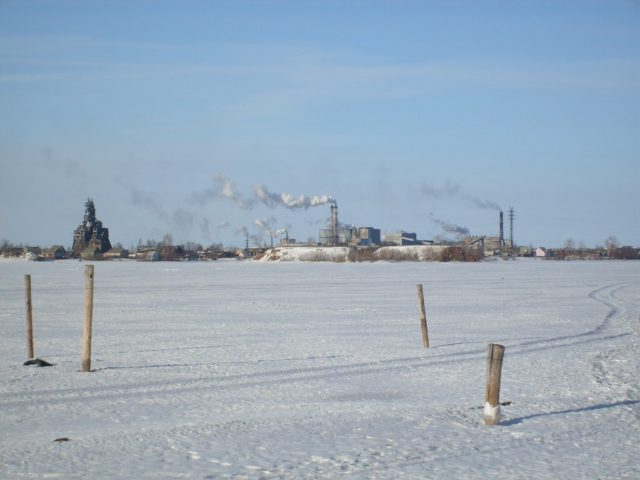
[[499, 210, 504, 248], [509, 207, 515, 248], [330, 203, 338, 246]]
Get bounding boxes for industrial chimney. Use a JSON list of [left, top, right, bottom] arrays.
[[330, 203, 338, 246], [509, 207, 515, 249], [499, 210, 504, 248]]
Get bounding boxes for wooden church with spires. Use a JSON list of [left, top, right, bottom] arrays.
[[72, 199, 112, 258]]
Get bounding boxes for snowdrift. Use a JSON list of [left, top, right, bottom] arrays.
[[257, 245, 483, 262], [373, 245, 449, 261], [257, 246, 351, 262]]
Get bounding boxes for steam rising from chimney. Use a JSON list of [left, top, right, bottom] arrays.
[[194, 173, 336, 212], [124, 173, 336, 245], [253, 217, 278, 232], [254, 184, 336, 210], [213, 174, 253, 209]]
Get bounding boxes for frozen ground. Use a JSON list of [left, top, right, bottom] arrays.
[[0, 258, 638, 479]]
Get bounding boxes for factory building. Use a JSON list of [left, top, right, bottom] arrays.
[[319, 225, 356, 246], [318, 203, 381, 247], [464, 210, 514, 256], [354, 227, 381, 247], [315, 204, 513, 256], [383, 231, 418, 246]]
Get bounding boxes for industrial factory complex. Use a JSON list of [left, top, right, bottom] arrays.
[[309, 202, 515, 258], [70, 199, 516, 261], [4, 198, 638, 262]]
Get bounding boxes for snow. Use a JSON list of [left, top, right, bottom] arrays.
[[257, 246, 351, 262], [1, 258, 639, 479], [483, 402, 500, 423], [374, 245, 448, 261]]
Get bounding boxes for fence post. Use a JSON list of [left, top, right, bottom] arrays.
[[25, 274, 34, 359], [417, 284, 429, 349], [484, 343, 505, 425], [81, 265, 94, 372]]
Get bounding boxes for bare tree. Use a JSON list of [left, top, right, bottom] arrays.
[[161, 233, 174, 247], [604, 235, 619, 251]]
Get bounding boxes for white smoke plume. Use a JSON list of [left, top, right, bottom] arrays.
[[191, 174, 253, 209], [194, 173, 335, 211], [235, 226, 261, 246], [253, 217, 282, 247], [254, 184, 336, 210], [214, 174, 253, 209], [253, 216, 278, 233]]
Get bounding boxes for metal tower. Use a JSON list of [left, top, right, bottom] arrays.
[[330, 204, 338, 246], [509, 207, 515, 248]]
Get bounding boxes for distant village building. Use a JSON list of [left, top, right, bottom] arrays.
[[535, 248, 547, 257], [42, 245, 68, 260], [72, 199, 112, 258], [135, 248, 161, 262]]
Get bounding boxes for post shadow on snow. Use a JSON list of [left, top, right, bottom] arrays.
[[98, 354, 349, 371], [431, 336, 543, 349], [38, 343, 237, 360], [501, 399, 639, 426]]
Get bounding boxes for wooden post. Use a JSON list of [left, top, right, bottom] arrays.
[[81, 265, 94, 372], [417, 284, 429, 349], [25, 274, 34, 359], [484, 343, 505, 425]]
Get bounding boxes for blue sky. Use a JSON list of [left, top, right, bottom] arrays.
[[1, 0, 638, 249]]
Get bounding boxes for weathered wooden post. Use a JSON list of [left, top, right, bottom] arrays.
[[25, 274, 34, 359], [416, 284, 429, 349], [484, 343, 505, 425], [81, 265, 94, 372]]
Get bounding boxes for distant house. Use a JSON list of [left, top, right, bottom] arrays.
[[42, 246, 67, 260], [103, 248, 128, 260], [81, 247, 103, 260], [535, 248, 546, 257], [158, 245, 184, 261], [24, 251, 44, 261], [1, 247, 23, 258], [135, 248, 161, 262]]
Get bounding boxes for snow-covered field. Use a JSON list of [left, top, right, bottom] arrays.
[[1, 258, 638, 479]]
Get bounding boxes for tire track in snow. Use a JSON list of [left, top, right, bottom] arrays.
[[587, 282, 640, 407], [2, 283, 633, 409], [588, 283, 624, 334], [0, 336, 628, 410]]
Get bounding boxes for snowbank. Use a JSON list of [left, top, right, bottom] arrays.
[[374, 245, 449, 261], [258, 245, 483, 262], [257, 246, 351, 262]]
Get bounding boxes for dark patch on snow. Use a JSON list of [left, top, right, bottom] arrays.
[[23, 358, 54, 367]]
